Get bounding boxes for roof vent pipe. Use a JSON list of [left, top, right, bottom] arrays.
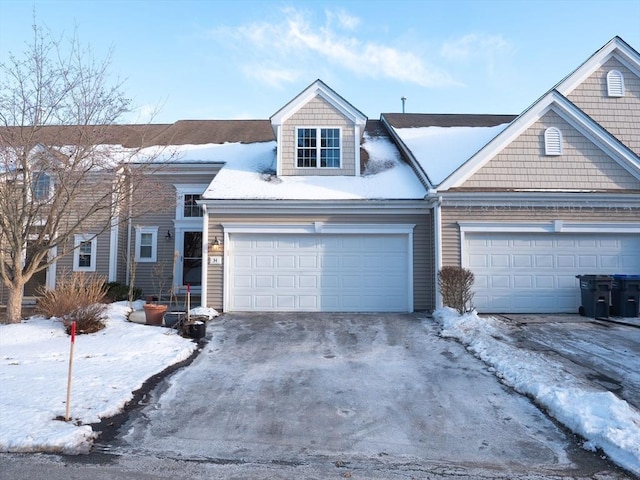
[[401, 96, 407, 113]]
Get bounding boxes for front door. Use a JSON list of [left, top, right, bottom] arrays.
[[182, 231, 202, 288]]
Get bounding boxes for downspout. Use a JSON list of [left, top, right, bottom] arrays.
[[125, 171, 133, 286], [201, 203, 209, 308], [434, 195, 443, 310], [427, 191, 443, 311]]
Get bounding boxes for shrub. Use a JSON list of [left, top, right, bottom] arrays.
[[105, 282, 141, 302], [63, 303, 107, 334], [438, 266, 475, 314], [36, 272, 108, 319]]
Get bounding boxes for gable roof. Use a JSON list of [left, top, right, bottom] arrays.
[[437, 91, 640, 191], [381, 114, 516, 188], [555, 36, 640, 97], [270, 79, 368, 133]]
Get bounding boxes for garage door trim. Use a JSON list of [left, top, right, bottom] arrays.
[[222, 223, 416, 312]]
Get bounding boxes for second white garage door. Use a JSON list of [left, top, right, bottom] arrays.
[[465, 232, 640, 314], [227, 233, 410, 312]]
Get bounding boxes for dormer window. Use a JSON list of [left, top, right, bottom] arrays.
[[296, 128, 341, 168], [606, 70, 625, 97], [32, 172, 51, 201], [544, 127, 563, 156]]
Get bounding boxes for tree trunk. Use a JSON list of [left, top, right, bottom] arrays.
[[5, 284, 24, 324]]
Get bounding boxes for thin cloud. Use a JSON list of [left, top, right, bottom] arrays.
[[207, 7, 458, 89], [440, 33, 513, 62]]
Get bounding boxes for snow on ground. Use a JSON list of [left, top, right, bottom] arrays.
[[433, 307, 640, 476], [0, 301, 197, 454]]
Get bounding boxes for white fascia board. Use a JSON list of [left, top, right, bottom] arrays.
[[548, 99, 640, 178], [442, 191, 640, 207], [201, 199, 429, 215], [222, 223, 416, 235], [458, 220, 640, 234], [380, 115, 433, 189], [556, 38, 640, 96], [438, 94, 559, 191], [270, 80, 367, 128], [438, 91, 640, 191]]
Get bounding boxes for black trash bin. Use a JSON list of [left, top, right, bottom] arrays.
[[611, 275, 640, 318], [577, 274, 613, 318]]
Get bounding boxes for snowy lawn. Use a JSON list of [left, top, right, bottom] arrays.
[[433, 307, 640, 476], [0, 301, 199, 454]]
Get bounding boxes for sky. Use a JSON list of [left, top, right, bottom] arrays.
[[1, 0, 639, 124]]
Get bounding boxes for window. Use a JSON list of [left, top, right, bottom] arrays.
[[296, 128, 341, 168], [32, 172, 51, 201], [135, 226, 158, 262], [606, 70, 625, 97], [73, 234, 97, 272], [544, 127, 562, 156], [183, 194, 203, 217]]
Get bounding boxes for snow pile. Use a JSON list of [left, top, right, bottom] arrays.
[[189, 306, 219, 320], [433, 307, 640, 476], [0, 302, 198, 454]]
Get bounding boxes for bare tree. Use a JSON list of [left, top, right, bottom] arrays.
[[0, 22, 171, 323]]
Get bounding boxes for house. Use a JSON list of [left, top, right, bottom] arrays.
[[384, 36, 640, 314], [1, 36, 638, 315]]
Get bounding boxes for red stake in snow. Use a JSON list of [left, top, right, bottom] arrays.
[[65, 321, 77, 422]]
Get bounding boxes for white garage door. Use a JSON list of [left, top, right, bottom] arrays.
[[465, 233, 640, 314], [228, 233, 410, 312]]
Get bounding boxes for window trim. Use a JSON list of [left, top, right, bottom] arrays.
[[295, 127, 342, 169], [135, 226, 158, 263], [73, 234, 97, 272], [174, 184, 208, 220]]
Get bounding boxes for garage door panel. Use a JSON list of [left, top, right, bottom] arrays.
[[228, 233, 409, 312], [466, 232, 639, 313]]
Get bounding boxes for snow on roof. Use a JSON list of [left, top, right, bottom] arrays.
[[200, 134, 426, 201], [394, 124, 510, 186]]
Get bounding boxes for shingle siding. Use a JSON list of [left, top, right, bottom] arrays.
[[567, 57, 640, 155], [462, 110, 640, 190], [280, 96, 356, 176], [440, 205, 640, 266]]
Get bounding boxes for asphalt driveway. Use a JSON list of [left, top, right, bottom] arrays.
[[109, 313, 630, 478]]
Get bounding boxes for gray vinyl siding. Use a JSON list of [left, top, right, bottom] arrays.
[[567, 57, 640, 156], [125, 172, 216, 300], [440, 205, 640, 267], [280, 96, 357, 176], [462, 110, 640, 190], [206, 211, 434, 312]]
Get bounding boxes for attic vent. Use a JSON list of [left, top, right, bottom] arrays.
[[544, 127, 562, 156], [606, 70, 625, 97]]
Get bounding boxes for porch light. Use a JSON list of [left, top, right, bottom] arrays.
[[208, 236, 221, 254]]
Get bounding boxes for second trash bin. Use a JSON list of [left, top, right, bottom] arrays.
[[577, 274, 613, 318], [611, 275, 640, 318]]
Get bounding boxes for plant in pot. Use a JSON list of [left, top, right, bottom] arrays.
[[143, 262, 169, 326]]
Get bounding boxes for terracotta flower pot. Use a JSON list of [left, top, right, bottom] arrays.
[[143, 304, 167, 326]]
